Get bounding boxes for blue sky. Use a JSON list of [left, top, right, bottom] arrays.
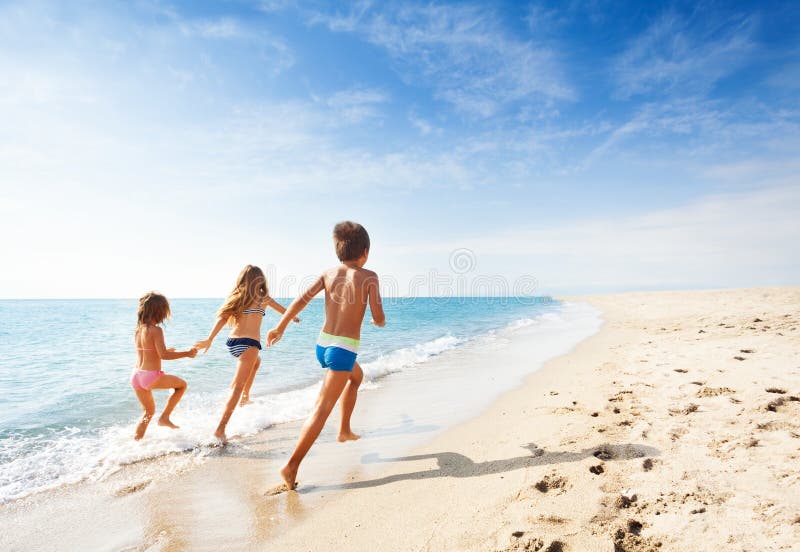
[[0, 0, 798, 298]]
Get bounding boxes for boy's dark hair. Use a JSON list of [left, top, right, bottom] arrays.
[[333, 221, 370, 261]]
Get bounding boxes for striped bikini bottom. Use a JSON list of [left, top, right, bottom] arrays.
[[226, 337, 262, 358]]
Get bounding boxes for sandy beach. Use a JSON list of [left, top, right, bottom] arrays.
[[3, 287, 799, 551]]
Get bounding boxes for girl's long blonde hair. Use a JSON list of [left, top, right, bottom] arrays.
[[218, 265, 269, 325]]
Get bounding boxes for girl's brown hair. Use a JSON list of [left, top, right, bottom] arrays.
[[137, 292, 171, 327], [218, 265, 269, 325]]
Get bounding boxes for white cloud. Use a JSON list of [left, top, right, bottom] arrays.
[[323, 87, 389, 124], [579, 96, 800, 170], [383, 182, 800, 293], [257, 0, 297, 14], [613, 11, 756, 99], [409, 113, 441, 136], [1, 1, 797, 298], [765, 62, 800, 90], [307, 2, 573, 116], [179, 18, 245, 39]]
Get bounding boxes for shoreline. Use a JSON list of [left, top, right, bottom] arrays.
[[2, 287, 799, 551], [0, 300, 599, 550], [0, 296, 567, 506]]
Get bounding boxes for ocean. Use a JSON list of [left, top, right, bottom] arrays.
[[0, 296, 599, 503]]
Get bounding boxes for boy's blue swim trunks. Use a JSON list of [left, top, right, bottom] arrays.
[[315, 331, 359, 372]]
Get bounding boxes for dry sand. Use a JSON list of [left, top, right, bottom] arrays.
[[267, 287, 800, 551], [3, 287, 799, 551]]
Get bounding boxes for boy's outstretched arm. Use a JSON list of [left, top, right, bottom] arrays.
[[368, 272, 386, 327], [266, 296, 301, 323], [267, 276, 324, 346], [194, 316, 227, 354]]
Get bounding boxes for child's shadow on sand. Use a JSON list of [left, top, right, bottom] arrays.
[[300, 443, 660, 494]]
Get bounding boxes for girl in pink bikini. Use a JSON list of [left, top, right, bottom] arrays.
[[132, 292, 197, 440]]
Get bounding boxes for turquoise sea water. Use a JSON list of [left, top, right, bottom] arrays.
[[0, 296, 570, 502]]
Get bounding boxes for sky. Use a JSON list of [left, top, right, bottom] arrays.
[[0, 0, 798, 298]]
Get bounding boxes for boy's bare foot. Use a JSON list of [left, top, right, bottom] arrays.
[[213, 430, 228, 444], [134, 433, 144, 441], [158, 417, 180, 429], [239, 398, 253, 407], [280, 464, 299, 491], [337, 431, 361, 442]]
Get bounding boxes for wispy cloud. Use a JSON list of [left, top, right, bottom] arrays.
[[408, 112, 441, 136], [580, 94, 800, 170], [307, 2, 573, 117], [765, 62, 800, 91], [321, 87, 389, 124], [179, 17, 245, 39], [613, 10, 756, 99]]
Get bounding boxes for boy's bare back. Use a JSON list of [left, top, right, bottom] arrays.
[[321, 265, 382, 340]]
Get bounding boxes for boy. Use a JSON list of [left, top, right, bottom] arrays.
[[266, 221, 385, 490]]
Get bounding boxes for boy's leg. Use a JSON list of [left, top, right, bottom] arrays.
[[151, 374, 187, 429], [134, 389, 156, 440], [338, 361, 363, 442], [240, 356, 261, 406], [216, 348, 258, 442], [281, 369, 350, 489]]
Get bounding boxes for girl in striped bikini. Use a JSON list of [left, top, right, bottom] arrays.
[[195, 265, 298, 442]]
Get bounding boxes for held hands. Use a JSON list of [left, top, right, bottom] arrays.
[[194, 339, 212, 354], [186, 347, 198, 359], [266, 327, 283, 347]]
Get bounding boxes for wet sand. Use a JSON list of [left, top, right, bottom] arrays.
[[2, 288, 799, 551]]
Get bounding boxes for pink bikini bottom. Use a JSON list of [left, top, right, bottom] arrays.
[[131, 370, 164, 390]]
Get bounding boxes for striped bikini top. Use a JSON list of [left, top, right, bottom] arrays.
[[243, 306, 266, 316]]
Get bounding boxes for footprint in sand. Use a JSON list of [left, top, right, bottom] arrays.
[[669, 403, 699, 416], [696, 387, 735, 398], [613, 521, 662, 552], [594, 447, 613, 460], [536, 514, 569, 525], [757, 420, 798, 431], [534, 473, 568, 494], [114, 480, 152, 497], [608, 390, 633, 403], [669, 426, 689, 441], [765, 387, 787, 394], [615, 493, 638, 509], [767, 396, 800, 412], [503, 535, 564, 552], [264, 482, 298, 496]]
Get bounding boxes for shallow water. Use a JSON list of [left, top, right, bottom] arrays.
[[0, 296, 576, 502]]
